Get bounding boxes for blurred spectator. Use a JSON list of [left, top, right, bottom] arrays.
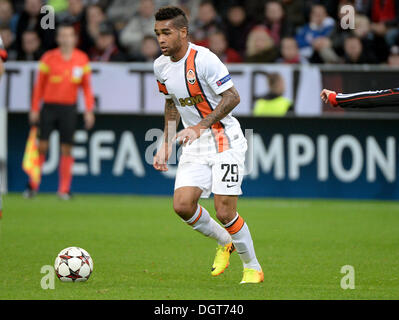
[[224, 5, 254, 57], [80, 4, 106, 52], [263, 1, 294, 46], [208, 31, 242, 63], [106, 0, 177, 31], [370, 0, 399, 24], [253, 73, 292, 117], [190, 0, 224, 47], [89, 0, 113, 9], [17, 29, 44, 60], [57, 0, 86, 49], [330, 3, 388, 63], [58, 0, 86, 24], [281, 0, 305, 29], [387, 45, 399, 65], [296, 4, 335, 59], [65, 0, 86, 21], [106, 0, 138, 30], [331, 3, 356, 56], [353, 14, 388, 63], [140, 35, 160, 61], [131, 35, 161, 62], [0, 26, 17, 60], [314, 0, 343, 19], [16, 0, 56, 52], [330, 1, 355, 55], [119, 0, 155, 55], [89, 21, 126, 61], [245, 26, 279, 63], [310, 35, 341, 63], [369, 0, 399, 47], [353, 0, 372, 15], [343, 35, 377, 64], [0, 0, 19, 33], [179, 0, 201, 23], [11, 0, 25, 13], [277, 37, 308, 64]]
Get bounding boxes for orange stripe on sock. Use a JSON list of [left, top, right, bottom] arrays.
[[188, 206, 202, 226], [225, 215, 244, 235]]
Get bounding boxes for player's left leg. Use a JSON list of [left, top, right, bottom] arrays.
[[58, 143, 74, 200], [174, 186, 231, 245], [214, 195, 263, 284], [174, 160, 234, 276]]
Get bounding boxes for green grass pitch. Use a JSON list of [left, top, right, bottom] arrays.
[[1, 193, 399, 300]]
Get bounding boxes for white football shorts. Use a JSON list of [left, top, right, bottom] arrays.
[[174, 139, 247, 198]]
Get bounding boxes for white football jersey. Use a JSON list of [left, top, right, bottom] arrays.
[[154, 42, 245, 155]]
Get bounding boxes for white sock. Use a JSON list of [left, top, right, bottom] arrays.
[[185, 205, 232, 246], [224, 213, 262, 271]]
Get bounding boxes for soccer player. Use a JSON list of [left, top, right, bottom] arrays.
[[0, 35, 7, 218], [25, 23, 95, 200], [321, 88, 399, 108], [152, 7, 263, 284]]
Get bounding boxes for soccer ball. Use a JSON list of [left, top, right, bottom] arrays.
[[54, 247, 94, 282]]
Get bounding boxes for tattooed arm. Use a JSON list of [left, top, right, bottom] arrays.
[[164, 98, 180, 143], [198, 86, 240, 129], [153, 98, 180, 171], [175, 86, 240, 145]]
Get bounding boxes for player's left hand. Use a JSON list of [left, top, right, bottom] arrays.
[[84, 111, 95, 130], [174, 124, 208, 146], [320, 89, 336, 104]]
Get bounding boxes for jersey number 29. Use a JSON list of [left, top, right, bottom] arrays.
[[221, 164, 239, 182]]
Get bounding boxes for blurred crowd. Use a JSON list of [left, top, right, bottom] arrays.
[[1, 0, 399, 65]]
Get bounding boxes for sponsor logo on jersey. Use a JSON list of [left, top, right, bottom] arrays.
[[186, 69, 196, 85], [179, 94, 204, 107], [216, 74, 231, 87]]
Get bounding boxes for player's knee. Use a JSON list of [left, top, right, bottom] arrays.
[[215, 210, 231, 225], [215, 200, 236, 224], [173, 199, 197, 219]]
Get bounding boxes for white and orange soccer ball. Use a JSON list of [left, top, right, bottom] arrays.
[[54, 247, 93, 282]]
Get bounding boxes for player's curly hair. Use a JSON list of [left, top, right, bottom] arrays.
[[155, 6, 188, 30]]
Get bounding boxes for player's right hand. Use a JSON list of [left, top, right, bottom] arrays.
[[320, 89, 336, 104], [153, 143, 172, 172], [84, 111, 95, 130], [29, 111, 39, 126]]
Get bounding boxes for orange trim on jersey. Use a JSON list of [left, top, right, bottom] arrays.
[[225, 215, 244, 235], [185, 48, 230, 153], [157, 80, 168, 95], [188, 206, 202, 226]]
